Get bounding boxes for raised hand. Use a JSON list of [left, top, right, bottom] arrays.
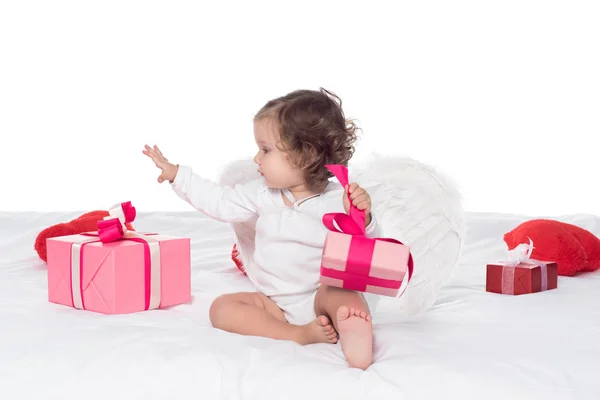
[[342, 183, 372, 227], [142, 144, 179, 183]]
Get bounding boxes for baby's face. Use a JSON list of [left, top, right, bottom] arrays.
[[253, 118, 305, 190]]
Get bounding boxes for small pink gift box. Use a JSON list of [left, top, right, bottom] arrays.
[[321, 231, 412, 296], [319, 165, 414, 298], [46, 202, 191, 314]]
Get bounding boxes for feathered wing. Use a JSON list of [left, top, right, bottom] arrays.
[[218, 158, 261, 274], [350, 154, 466, 315]]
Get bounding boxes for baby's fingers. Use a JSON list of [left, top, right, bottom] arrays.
[[143, 145, 158, 159], [355, 200, 371, 212], [142, 148, 155, 162], [157, 171, 170, 183], [144, 144, 156, 155], [352, 193, 369, 206], [153, 145, 168, 162], [350, 186, 365, 201], [143, 146, 165, 168], [142, 148, 159, 163]]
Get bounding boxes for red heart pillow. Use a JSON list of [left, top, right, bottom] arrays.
[[566, 223, 600, 272], [503, 219, 600, 276], [34, 210, 135, 262]]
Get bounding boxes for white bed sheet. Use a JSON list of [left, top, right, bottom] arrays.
[[1, 211, 599, 400]]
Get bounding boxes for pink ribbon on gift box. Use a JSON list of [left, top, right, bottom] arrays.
[[68, 201, 162, 311], [96, 201, 137, 243], [320, 164, 414, 296], [501, 238, 548, 294]]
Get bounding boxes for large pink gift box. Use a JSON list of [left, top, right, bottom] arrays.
[[46, 202, 191, 314], [319, 165, 414, 298]]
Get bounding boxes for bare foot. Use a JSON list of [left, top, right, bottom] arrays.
[[336, 306, 373, 370], [299, 315, 338, 345]]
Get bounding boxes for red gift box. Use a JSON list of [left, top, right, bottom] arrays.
[[486, 240, 558, 295]]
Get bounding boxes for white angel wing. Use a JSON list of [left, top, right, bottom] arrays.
[[218, 158, 260, 274], [351, 154, 466, 315]]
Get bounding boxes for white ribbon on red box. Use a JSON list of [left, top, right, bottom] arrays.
[[501, 238, 548, 294]]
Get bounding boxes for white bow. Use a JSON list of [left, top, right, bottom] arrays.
[[501, 237, 549, 293], [505, 237, 534, 267]]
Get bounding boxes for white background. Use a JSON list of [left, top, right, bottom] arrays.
[[1, 1, 598, 216]]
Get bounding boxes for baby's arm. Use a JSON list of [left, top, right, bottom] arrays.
[[171, 165, 264, 223], [142, 144, 263, 223]]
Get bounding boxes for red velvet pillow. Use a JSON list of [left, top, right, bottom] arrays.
[[503, 219, 600, 276], [34, 210, 135, 262], [565, 223, 600, 272]]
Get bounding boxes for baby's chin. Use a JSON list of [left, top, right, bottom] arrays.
[[263, 180, 282, 189], [261, 176, 288, 190]]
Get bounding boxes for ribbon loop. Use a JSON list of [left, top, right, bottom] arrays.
[[323, 164, 365, 235], [98, 201, 137, 243], [322, 213, 364, 236], [97, 218, 124, 243]]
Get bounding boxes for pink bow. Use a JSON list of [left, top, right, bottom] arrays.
[[97, 201, 137, 243]]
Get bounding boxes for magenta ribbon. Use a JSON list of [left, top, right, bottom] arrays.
[[70, 201, 160, 311], [321, 164, 414, 294], [97, 201, 136, 243]]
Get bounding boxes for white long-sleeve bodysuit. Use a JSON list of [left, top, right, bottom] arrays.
[[171, 165, 383, 325]]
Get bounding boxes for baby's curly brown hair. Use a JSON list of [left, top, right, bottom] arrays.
[[254, 87, 359, 192]]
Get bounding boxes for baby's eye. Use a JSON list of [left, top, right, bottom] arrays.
[[262, 148, 270, 153]]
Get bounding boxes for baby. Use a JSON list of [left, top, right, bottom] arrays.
[[143, 88, 382, 369]]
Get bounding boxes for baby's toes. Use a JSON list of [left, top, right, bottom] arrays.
[[336, 306, 351, 322]]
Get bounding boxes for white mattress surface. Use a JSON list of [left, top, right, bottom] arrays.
[[1, 211, 599, 400]]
